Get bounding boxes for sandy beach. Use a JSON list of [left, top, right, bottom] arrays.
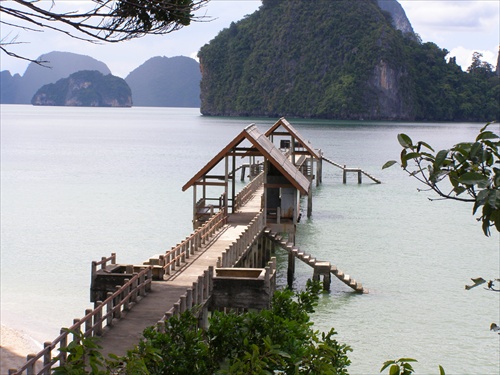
[[0, 325, 42, 375]]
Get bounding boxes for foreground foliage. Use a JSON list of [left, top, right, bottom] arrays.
[[380, 358, 445, 375], [383, 123, 500, 236], [55, 281, 352, 374]]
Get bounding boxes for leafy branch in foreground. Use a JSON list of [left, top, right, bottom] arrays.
[[383, 123, 500, 236], [1, 0, 209, 64], [380, 358, 445, 375]]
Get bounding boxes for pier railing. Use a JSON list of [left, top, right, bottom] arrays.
[[161, 209, 227, 276], [322, 156, 381, 184], [233, 171, 264, 212], [10, 265, 153, 375], [159, 210, 268, 326], [218, 210, 265, 268]]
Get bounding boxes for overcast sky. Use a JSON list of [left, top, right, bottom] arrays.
[[1, 0, 498, 78]]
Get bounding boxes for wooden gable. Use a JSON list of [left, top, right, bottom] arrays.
[[182, 124, 310, 194], [265, 117, 321, 159]]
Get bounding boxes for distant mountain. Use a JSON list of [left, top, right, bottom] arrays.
[[32, 70, 132, 107], [1, 52, 202, 107], [125, 56, 201, 107], [1, 51, 111, 104], [0, 70, 22, 104]]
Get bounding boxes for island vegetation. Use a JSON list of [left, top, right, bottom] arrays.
[[31, 70, 132, 107], [198, 0, 499, 121]]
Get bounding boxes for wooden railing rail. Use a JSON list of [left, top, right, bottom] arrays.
[[233, 171, 264, 212], [9, 265, 153, 375], [91, 253, 117, 280], [219, 210, 265, 268], [160, 265, 214, 326], [163, 209, 227, 275]]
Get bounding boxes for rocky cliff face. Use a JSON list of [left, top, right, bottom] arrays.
[[198, 0, 416, 120], [496, 47, 500, 77], [376, 0, 415, 35], [32, 70, 132, 107], [366, 60, 412, 119]]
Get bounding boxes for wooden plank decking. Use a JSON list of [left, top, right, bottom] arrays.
[[98, 187, 264, 358]]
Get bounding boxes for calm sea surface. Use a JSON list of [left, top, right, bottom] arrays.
[[1, 105, 498, 374]]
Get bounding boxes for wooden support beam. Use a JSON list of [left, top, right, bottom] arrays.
[[194, 181, 227, 187], [264, 183, 294, 189]]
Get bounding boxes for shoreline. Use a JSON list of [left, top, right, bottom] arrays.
[[0, 324, 43, 374]]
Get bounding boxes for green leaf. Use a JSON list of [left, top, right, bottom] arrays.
[[417, 141, 434, 152], [380, 360, 396, 372], [389, 364, 401, 375], [434, 150, 449, 169], [439, 365, 446, 375], [397, 133, 413, 148], [457, 172, 488, 185], [402, 152, 421, 162], [382, 160, 398, 169], [400, 149, 408, 169], [476, 131, 499, 141], [470, 142, 483, 159], [398, 358, 417, 363]]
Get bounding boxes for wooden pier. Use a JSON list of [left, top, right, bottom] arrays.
[[9, 118, 378, 375], [322, 156, 382, 184]]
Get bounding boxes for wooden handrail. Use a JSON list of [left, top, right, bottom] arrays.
[[219, 210, 265, 268], [163, 209, 227, 275], [10, 265, 152, 375], [234, 171, 264, 212]]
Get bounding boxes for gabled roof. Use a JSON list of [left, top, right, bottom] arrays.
[[265, 117, 321, 159], [182, 124, 310, 194]]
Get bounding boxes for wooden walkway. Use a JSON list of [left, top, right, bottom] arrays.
[[322, 156, 381, 184], [98, 187, 264, 358], [266, 232, 366, 293]]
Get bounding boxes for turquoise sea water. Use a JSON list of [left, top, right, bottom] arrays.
[[1, 105, 498, 374]]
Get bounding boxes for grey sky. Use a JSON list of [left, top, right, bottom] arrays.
[[0, 1, 498, 78]]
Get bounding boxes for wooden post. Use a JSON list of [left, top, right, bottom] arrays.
[[180, 295, 186, 313], [240, 164, 246, 181], [26, 353, 36, 375], [95, 303, 103, 336], [323, 272, 331, 291], [307, 185, 312, 218], [114, 286, 122, 319], [157, 320, 165, 333], [232, 152, 236, 213], [59, 329, 68, 365], [106, 293, 113, 326], [72, 319, 81, 343], [43, 342, 52, 375], [123, 280, 130, 311], [318, 151, 323, 185], [225, 155, 229, 213], [287, 251, 295, 288], [186, 288, 193, 309], [193, 183, 197, 229], [85, 309, 93, 337]]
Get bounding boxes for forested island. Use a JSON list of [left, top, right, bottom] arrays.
[[31, 70, 132, 107], [199, 0, 499, 121]]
